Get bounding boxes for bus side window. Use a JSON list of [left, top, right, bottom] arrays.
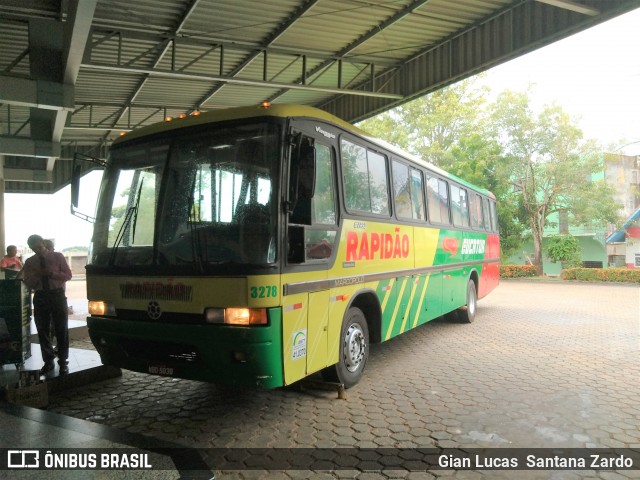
[[392, 160, 425, 221], [411, 168, 425, 220], [289, 142, 338, 263], [450, 185, 469, 228], [305, 143, 338, 260], [426, 175, 451, 225], [470, 193, 483, 229], [491, 200, 499, 232], [469, 194, 482, 228], [341, 139, 390, 216], [392, 160, 412, 219], [482, 197, 491, 231]]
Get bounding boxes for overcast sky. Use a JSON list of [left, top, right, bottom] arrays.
[[5, 8, 640, 252], [480, 7, 640, 153]]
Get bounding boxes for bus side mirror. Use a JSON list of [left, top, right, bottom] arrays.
[[70, 152, 107, 223], [297, 139, 316, 200], [288, 134, 315, 225], [71, 163, 81, 209]]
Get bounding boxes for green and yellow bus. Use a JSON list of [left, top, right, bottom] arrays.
[[77, 104, 500, 389]]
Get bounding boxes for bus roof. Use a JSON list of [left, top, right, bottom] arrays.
[[114, 103, 492, 197]]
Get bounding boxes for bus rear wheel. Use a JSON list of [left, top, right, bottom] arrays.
[[321, 307, 369, 388], [457, 279, 477, 323]]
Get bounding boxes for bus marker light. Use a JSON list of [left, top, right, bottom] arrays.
[[225, 308, 267, 325], [89, 301, 115, 316], [330, 295, 349, 302], [205, 308, 224, 323], [206, 308, 267, 325]]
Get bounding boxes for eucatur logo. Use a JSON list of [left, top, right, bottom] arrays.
[[461, 238, 486, 255], [442, 237, 459, 257]]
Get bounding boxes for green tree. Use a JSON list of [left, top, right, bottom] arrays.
[[490, 91, 621, 274], [359, 77, 488, 166], [545, 234, 582, 269]]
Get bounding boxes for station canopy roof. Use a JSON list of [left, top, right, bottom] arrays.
[[1, 0, 638, 194]]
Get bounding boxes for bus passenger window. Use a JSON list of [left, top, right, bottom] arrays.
[[367, 151, 389, 215], [410, 168, 425, 220], [490, 201, 499, 232], [426, 176, 450, 225], [470, 194, 483, 229], [393, 161, 425, 221], [392, 161, 412, 219], [483, 198, 492, 231], [450, 185, 469, 228], [341, 139, 389, 216]]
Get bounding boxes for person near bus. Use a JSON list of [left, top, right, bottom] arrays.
[[22, 234, 73, 376], [0, 245, 23, 276]]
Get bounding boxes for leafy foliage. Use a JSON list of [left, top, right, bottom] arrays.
[[562, 268, 640, 283], [500, 264, 538, 278], [545, 235, 582, 267], [490, 92, 620, 274]]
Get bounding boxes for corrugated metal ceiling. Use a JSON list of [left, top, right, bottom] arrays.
[[0, 0, 639, 193]]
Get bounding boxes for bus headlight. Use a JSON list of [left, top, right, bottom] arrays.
[[205, 308, 267, 325], [89, 301, 115, 316]]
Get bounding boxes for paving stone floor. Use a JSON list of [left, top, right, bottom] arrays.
[[38, 281, 640, 479]]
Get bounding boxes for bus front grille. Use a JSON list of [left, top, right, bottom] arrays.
[[121, 339, 200, 364], [116, 309, 205, 324]]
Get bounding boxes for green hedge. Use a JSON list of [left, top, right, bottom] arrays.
[[562, 267, 640, 283], [500, 264, 537, 278]]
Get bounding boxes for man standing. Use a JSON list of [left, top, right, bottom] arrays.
[[22, 235, 72, 375]]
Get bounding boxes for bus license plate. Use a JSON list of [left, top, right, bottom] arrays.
[[148, 365, 175, 376]]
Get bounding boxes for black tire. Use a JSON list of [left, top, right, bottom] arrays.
[[457, 279, 477, 323], [321, 307, 369, 388]]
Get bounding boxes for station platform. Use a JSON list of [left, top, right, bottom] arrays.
[[0, 342, 121, 392], [1, 332, 213, 478]]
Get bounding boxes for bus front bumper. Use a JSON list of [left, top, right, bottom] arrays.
[[87, 313, 283, 389]]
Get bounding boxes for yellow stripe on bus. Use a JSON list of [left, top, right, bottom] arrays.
[[412, 274, 431, 329], [380, 278, 396, 312], [385, 277, 409, 341], [399, 276, 420, 334]]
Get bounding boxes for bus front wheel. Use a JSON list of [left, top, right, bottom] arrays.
[[322, 307, 369, 388], [457, 279, 477, 323]]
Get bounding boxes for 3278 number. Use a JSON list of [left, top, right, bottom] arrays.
[[250, 285, 278, 299]]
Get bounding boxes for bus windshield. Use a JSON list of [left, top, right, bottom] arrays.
[[89, 121, 281, 272]]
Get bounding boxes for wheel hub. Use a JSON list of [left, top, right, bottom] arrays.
[[343, 323, 366, 372]]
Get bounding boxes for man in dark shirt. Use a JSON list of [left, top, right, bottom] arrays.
[[22, 234, 73, 376]]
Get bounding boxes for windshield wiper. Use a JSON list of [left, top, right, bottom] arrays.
[[109, 206, 136, 265], [130, 179, 144, 243], [109, 179, 144, 265]]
